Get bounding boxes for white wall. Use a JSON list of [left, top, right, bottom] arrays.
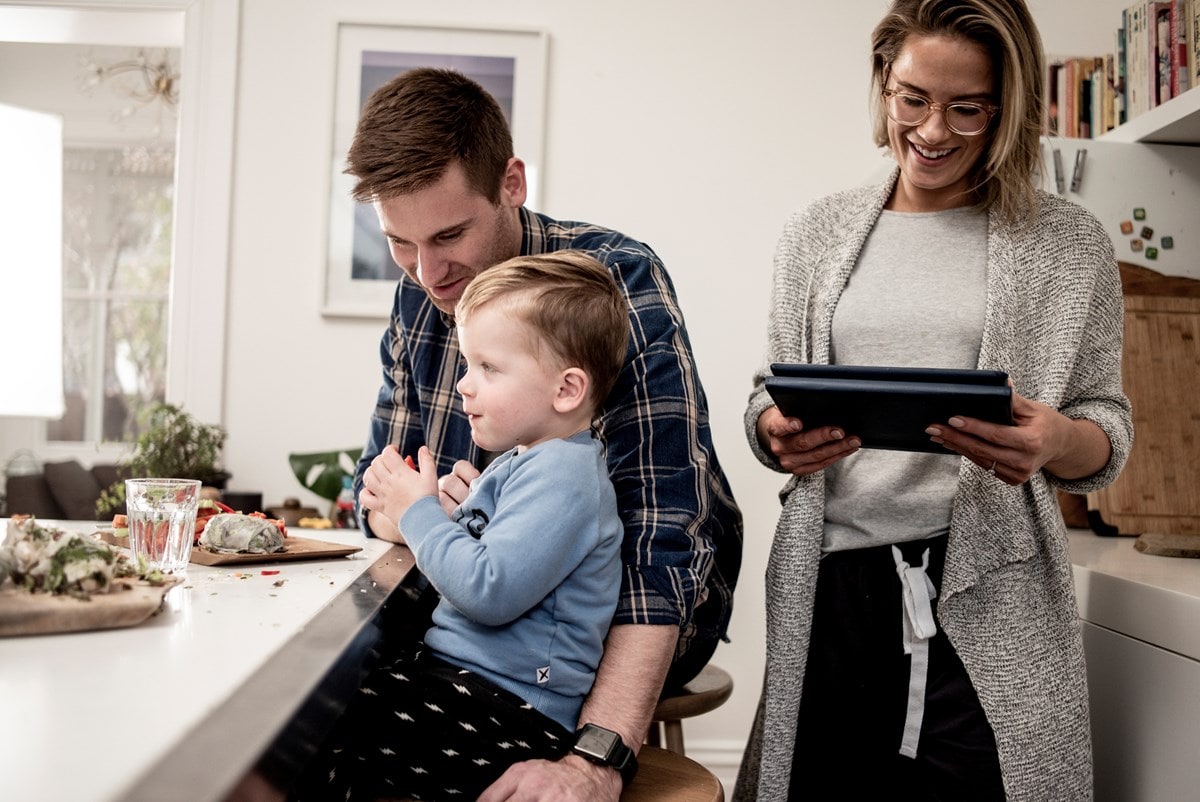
[[225, 1, 888, 778], [220, 0, 1135, 782], [0, 0, 1140, 784]]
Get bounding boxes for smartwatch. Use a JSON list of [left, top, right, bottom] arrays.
[[571, 723, 638, 785]]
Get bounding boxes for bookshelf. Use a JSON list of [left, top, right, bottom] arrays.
[[1099, 85, 1200, 143]]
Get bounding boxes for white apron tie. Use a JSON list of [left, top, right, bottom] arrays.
[[891, 544, 937, 759]]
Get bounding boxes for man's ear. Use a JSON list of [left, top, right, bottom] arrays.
[[499, 157, 528, 209], [553, 367, 589, 414]]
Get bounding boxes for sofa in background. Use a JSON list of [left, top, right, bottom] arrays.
[[5, 460, 127, 520]]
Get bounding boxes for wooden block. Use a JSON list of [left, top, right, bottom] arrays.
[[1134, 532, 1200, 558]]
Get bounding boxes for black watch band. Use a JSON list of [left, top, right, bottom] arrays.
[[571, 723, 638, 785]]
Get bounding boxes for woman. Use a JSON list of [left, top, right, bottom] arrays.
[[737, 1, 1132, 799]]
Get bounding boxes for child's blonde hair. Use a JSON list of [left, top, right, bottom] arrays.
[[457, 251, 630, 409]]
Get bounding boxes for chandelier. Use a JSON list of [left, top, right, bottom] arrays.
[[79, 48, 179, 124]]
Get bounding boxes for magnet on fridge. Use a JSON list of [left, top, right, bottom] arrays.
[[1161, 236, 1174, 249], [1131, 239, 1144, 252], [1133, 208, 1147, 220], [1070, 149, 1087, 192], [1146, 247, 1159, 259], [1120, 220, 1134, 235], [1141, 226, 1154, 239]]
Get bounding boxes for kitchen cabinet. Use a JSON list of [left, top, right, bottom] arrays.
[[1069, 530, 1200, 802]]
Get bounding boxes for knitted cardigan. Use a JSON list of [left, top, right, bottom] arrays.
[[735, 170, 1133, 801]]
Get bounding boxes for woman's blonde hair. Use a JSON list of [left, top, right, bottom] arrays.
[[870, 0, 1045, 225], [457, 251, 630, 409]]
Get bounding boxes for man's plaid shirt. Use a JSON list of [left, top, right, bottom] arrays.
[[356, 207, 742, 655]]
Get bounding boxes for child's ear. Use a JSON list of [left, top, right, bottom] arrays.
[[554, 367, 589, 413]]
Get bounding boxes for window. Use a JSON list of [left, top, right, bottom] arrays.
[[50, 144, 175, 443], [0, 1, 236, 473]]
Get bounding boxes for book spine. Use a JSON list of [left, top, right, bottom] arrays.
[[1117, 15, 1128, 125], [1046, 60, 1062, 135], [1172, 0, 1189, 94], [1188, 0, 1200, 90], [1154, 2, 1171, 107], [1066, 58, 1079, 137], [1127, 2, 1146, 118]]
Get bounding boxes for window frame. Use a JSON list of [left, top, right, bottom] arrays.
[[0, 0, 237, 470]]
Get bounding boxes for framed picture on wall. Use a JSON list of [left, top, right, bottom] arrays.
[[323, 23, 548, 318]]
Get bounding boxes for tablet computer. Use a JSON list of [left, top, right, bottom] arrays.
[[765, 363, 1012, 453]]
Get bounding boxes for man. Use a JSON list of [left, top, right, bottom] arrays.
[[349, 67, 742, 800]]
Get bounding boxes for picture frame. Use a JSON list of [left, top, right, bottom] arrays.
[[323, 23, 548, 318]]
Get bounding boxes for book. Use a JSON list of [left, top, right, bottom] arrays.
[[1172, 0, 1190, 95], [1154, 2, 1172, 106], [1126, 2, 1150, 119], [1189, 0, 1200, 90], [1116, 24, 1128, 125], [1046, 59, 1064, 135]]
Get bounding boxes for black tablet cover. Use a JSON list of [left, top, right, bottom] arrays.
[[765, 363, 1013, 453]]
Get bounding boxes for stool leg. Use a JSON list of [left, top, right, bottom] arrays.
[[663, 720, 685, 755], [645, 721, 662, 747]]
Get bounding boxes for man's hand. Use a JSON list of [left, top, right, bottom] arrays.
[[477, 754, 621, 802]]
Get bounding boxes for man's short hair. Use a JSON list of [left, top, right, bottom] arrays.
[[345, 67, 513, 203]]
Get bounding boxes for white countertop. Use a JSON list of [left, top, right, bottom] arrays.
[[0, 520, 414, 802], [1068, 528, 1200, 661]]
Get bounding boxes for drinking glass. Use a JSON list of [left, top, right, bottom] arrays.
[[124, 478, 201, 574]]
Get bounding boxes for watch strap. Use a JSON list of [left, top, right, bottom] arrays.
[[572, 725, 638, 785]]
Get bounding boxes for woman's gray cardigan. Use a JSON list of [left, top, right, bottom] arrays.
[[736, 171, 1133, 801]]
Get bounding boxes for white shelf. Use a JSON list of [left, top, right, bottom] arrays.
[[1099, 86, 1200, 145]]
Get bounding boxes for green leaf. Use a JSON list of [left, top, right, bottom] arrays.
[[288, 448, 362, 502]]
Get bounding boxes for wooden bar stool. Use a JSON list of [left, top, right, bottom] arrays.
[[647, 663, 734, 755], [622, 744, 724, 802]]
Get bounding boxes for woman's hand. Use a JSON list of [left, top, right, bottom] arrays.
[[757, 405, 861, 476], [359, 445, 439, 524], [925, 388, 1112, 485]]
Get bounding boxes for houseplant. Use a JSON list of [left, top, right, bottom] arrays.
[[96, 402, 229, 516]]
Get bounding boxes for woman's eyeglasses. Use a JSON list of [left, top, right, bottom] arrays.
[[882, 88, 998, 136]]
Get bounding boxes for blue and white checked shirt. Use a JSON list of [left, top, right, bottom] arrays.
[[356, 207, 742, 655]]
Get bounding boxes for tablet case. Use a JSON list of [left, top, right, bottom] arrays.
[[765, 363, 1012, 453]]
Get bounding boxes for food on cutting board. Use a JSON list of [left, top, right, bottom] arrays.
[[198, 513, 287, 555], [110, 499, 286, 548], [0, 516, 163, 598]]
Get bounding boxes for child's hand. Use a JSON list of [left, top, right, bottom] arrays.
[[360, 445, 438, 525]]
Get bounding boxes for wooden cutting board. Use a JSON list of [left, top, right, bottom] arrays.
[[189, 535, 361, 566], [1087, 263, 1200, 539], [0, 577, 183, 638], [96, 530, 362, 566]]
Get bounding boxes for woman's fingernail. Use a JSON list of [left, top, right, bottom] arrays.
[[831, 429, 844, 440], [949, 417, 965, 428], [925, 426, 941, 436]]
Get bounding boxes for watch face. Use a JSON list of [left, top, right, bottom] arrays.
[[574, 726, 616, 760]]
